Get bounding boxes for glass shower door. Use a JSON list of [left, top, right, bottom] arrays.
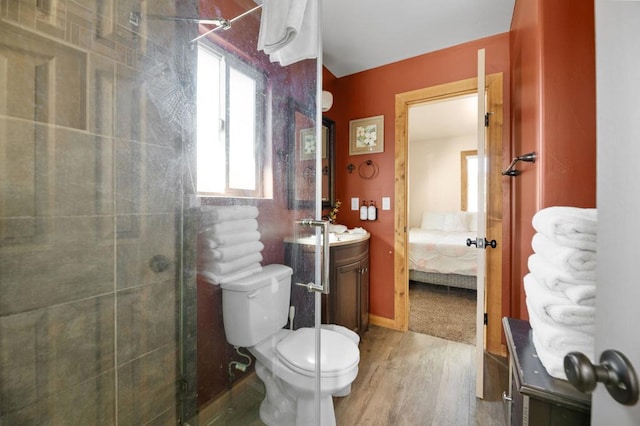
[[180, 1, 325, 425], [0, 1, 194, 424]]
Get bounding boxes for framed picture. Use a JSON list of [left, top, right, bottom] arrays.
[[349, 115, 384, 155], [299, 127, 316, 160], [299, 126, 328, 160]]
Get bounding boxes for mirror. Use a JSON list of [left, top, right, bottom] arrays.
[[287, 98, 335, 210]]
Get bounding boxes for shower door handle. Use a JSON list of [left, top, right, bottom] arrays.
[[295, 219, 330, 294]]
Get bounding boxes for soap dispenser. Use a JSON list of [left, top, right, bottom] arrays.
[[359, 200, 368, 220], [367, 200, 377, 221]]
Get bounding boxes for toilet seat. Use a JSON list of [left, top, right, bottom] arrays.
[[275, 328, 359, 378]]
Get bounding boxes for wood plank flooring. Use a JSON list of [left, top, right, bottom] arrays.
[[334, 326, 507, 426], [194, 326, 508, 426]]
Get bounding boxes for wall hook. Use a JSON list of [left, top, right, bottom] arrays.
[[347, 163, 355, 174], [502, 152, 536, 177]]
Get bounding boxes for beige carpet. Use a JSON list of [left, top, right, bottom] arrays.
[[409, 281, 476, 345]]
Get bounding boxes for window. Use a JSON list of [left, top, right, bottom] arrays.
[[461, 150, 478, 212], [196, 43, 266, 197]]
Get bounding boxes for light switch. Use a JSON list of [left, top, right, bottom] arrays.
[[351, 197, 360, 210], [382, 197, 391, 210]]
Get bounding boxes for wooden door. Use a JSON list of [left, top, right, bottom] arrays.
[[394, 74, 504, 357]]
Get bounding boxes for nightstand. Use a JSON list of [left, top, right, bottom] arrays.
[[502, 317, 591, 425]]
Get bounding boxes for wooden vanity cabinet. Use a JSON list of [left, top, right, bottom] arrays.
[[323, 239, 369, 335], [285, 237, 370, 336]]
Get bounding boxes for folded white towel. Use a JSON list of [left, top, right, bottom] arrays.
[[532, 331, 594, 381], [564, 285, 596, 306], [531, 331, 570, 380], [202, 252, 263, 276], [531, 206, 597, 250], [528, 253, 596, 286], [203, 219, 259, 235], [200, 241, 265, 262], [200, 263, 263, 285], [526, 295, 595, 351], [200, 230, 262, 248], [524, 273, 596, 329], [200, 206, 259, 225], [527, 261, 596, 306], [258, 0, 319, 66], [531, 232, 596, 271]]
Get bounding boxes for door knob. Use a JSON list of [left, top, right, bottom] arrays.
[[484, 238, 497, 249], [564, 350, 639, 405], [466, 238, 497, 249]]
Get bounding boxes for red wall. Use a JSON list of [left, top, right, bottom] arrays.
[[324, 34, 511, 320], [510, 0, 596, 319]]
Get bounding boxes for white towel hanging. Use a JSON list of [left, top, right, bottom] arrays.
[[257, 0, 319, 66]]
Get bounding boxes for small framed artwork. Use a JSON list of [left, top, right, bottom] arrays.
[[349, 115, 384, 155], [299, 127, 316, 160], [299, 127, 327, 160]]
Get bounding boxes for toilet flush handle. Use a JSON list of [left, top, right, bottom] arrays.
[[247, 291, 257, 299]]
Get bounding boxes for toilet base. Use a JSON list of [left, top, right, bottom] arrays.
[[255, 362, 338, 426]]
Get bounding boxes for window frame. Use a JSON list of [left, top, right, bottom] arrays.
[[196, 41, 267, 198], [460, 149, 478, 212]]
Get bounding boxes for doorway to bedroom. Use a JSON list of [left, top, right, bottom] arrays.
[[393, 74, 506, 357], [407, 94, 479, 346]]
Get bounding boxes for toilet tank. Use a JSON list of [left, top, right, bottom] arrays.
[[220, 264, 293, 347]]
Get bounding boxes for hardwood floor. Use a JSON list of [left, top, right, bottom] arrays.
[[194, 326, 508, 426], [334, 326, 508, 426]]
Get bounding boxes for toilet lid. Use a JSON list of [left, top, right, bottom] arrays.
[[276, 328, 359, 378]]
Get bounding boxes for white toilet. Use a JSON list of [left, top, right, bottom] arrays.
[[220, 264, 360, 426]]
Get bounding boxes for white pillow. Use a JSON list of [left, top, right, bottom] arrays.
[[443, 212, 468, 232], [421, 211, 445, 230]]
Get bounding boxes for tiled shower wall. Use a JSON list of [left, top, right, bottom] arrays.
[[0, 0, 195, 423]]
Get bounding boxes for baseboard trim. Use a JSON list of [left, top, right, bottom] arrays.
[[369, 314, 400, 330]]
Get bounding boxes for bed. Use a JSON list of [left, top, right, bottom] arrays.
[[409, 211, 478, 290]]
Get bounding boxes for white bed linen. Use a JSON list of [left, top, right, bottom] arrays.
[[408, 228, 477, 276]]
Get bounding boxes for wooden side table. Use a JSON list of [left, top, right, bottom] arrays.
[[502, 317, 591, 425]]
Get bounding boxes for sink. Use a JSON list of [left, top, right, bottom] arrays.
[[289, 230, 370, 247]]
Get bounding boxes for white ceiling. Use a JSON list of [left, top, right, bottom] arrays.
[[322, 0, 515, 78]]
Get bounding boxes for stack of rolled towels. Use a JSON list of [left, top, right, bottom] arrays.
[[525, 206, 597, 380], [198, 206, 264, 285]]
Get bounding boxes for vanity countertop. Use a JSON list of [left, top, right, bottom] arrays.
[[284, 231, 370, 247]]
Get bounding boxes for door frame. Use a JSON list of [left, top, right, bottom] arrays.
[[393, 74, 506, 355]]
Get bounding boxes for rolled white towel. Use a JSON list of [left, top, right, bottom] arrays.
[[531, 331, 594, 381], [199, 230, 262, 248], [200, 241, 265, 262], [526, 296, 595, 351], [200, 206, 259, 225], [524, 273, 595, 329], [564, 285, 596, 306], [531, 331, 569, 380], [531, 233, 596, 271], [527, 262, 596, 306], [200, 263, 263, 285], [203, 219, 259, 235], [528, 254, 596, 286], [202, 252, 263, 276], [531, 206, 597, 250]]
